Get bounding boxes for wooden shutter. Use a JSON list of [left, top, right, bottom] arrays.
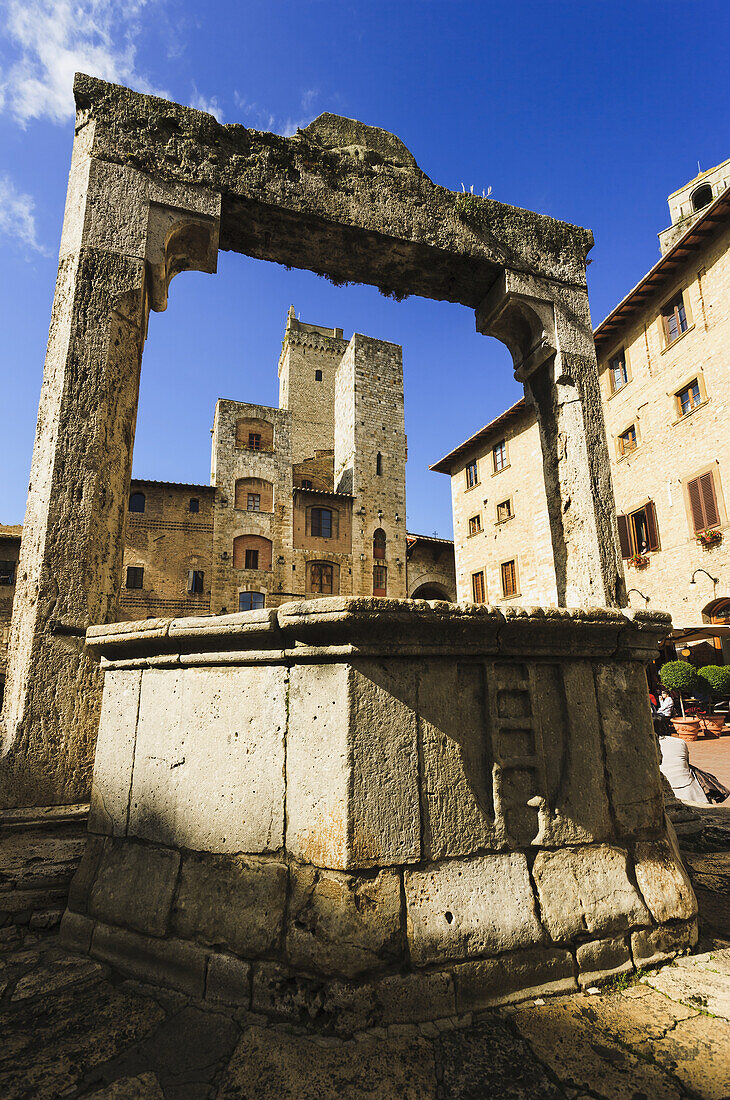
[[616, 514, 632, 558], [644, 501, 660, 551], [233, 537, 244, 569], [700, 471, 720, 528], [331, 509, 339, 539]]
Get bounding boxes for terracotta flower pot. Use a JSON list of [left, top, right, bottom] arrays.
[[700, 715, 725, 738], [671, 718, 701, 742]]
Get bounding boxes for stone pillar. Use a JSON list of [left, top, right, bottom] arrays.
[[0, 119, 220, 808], [477, 271, 626, 608]]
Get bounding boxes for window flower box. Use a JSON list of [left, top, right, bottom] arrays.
[[697, 528, 722, 549], [627, 553, 650, 569]]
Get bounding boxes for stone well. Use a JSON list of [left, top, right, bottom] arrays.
[[61, 598, 697, 1031]]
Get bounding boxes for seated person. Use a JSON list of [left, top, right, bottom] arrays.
[[656, 726, 709, 804]]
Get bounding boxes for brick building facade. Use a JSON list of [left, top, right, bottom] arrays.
[[434, 162, 730, 653]]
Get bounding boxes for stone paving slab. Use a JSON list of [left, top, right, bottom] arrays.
[[2, 821, 730, 1098]]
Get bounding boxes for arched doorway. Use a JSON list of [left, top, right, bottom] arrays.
[[703, 597, 730, 624], [411, 583, 451, 601]]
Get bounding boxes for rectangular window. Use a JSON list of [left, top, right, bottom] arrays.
[[465, 460, 478, 488], [315, 369, 323, 381], [310, 563, 333, 594], [187, 570, 204, 594], [239, 591, 265, 610], [501, 559, 518, 598], [677, 379, 702, 417], [471, 571, 485, 603], [662, 292, 688, 345], [189, 498, 199, 513], [244, 548, 259, 569], [311, 507, 334, 538], [373, 564, 387, 596], [496, 499, 512, 523], [0, 560, 15, 585], [125, 566, 144, 590], [609, 349, 629, 393], [493, 440, 507, 472], [687, 471, 720, 533], [247, 493, 261, 512], [248, 432, 262, 451], [618, 425, 638, 456], [617, 502, 660, 557], [468, 514, 482, 536]]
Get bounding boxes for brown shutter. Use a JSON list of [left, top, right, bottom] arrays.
[[700, 471, 720, 528], [332, 509, 339, 539], [305, 507, 310, 536], [687, 476, 705, 532], [233, 537, 244, 569], [644, 501, 660, 551], [616, 514, 632, 558]]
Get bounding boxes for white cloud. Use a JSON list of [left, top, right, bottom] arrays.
[[232, 88, 320, 137], [0, 0, 167, 126], [190, 85, 223, 122], [0, 173, 48, 253]]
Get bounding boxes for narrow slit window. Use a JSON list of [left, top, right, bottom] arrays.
[[466, 460, 478, 488], [315, 369, 323, 381], [376, 452, 383, 476]]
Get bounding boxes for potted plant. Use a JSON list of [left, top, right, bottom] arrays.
[[697, 665, 730, 736], [628, 552, 650, 569], [697, 528, 723, 549], [660, 660, 701, 740]]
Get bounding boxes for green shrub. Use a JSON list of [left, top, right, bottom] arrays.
[[698, 665, 730, 699], [660, 660, 698, 694]]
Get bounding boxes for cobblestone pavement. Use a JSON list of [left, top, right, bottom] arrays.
[[1, 816, 729, 1099]]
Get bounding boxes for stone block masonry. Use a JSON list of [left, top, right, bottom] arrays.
[[60, 599, 697, 1030]]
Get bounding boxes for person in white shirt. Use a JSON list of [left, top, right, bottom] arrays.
[[657, 690, 675, 719], [658, 733, 709, 804]]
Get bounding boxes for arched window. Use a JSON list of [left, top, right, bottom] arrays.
[[376, 452, 383, 476], [235, 477, 273, 512], [373, 528, 386, 559], [691, 184, 713, 212], [235, 417, 274, 452], [309, 561, 338, 595], [232, 535, 273, 571], [129, 492, 145, 513], [307, 507, 338, 539]]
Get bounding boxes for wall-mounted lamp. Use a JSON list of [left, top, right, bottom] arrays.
[[690, 568, 719, 587], [277, 555, 285, 565], [394, 512, 400, 522], [377, 509, 383, 522], [626, 588, 650, 605], [356, 506, 366, 516], [221, 551, 228, 560], [360, 553, 366, 561]]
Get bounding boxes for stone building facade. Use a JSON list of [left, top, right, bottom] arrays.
[[434, 162, 730, 643], [117, 308, 455, 617]]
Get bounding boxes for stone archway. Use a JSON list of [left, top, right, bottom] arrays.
[[411, 582, 451, 601], [0, 76, 625, 807]]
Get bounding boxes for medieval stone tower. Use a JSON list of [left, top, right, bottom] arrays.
[[206, 307, 408, 610]]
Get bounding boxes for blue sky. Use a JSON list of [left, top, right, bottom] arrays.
[[1, 0, 728, 536]]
